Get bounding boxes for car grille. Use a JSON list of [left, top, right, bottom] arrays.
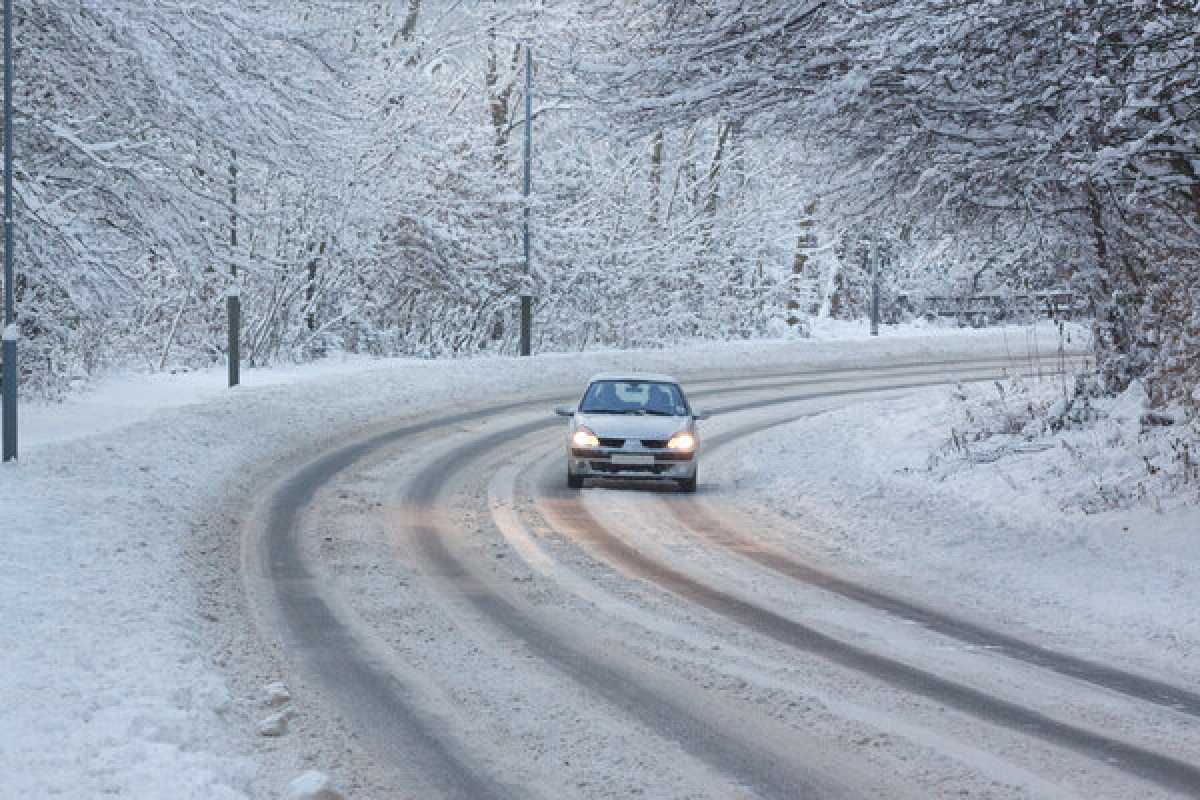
[[589, 461, 671, 474], [586, 438, 679, 451]]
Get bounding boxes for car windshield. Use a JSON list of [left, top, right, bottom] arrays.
[[579, 380, 689, 416]]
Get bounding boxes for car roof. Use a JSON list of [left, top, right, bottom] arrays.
[[587, 372, 680, 384]]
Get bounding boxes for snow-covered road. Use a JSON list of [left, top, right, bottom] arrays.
[[240, 354, 1198, 799], [9, 323, 1198, 799]]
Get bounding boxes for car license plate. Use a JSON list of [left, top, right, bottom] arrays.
[[611, 454, 655, 466]]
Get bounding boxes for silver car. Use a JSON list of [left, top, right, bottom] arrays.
[[555, 373, 708, 492]]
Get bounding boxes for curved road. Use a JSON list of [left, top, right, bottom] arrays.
[[242, 358, 1199, 799]]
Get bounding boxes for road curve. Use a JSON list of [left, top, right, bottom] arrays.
[[242, 357, 1197, 799]]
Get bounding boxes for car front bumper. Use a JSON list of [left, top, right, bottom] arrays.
[[568, 448, 696, 480]]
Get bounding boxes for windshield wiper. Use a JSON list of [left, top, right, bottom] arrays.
[[643, 410, 673, 416]]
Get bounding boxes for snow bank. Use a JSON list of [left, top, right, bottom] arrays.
[[285, 771, 344, 800], [0, 323, 1074, 797], [934, 374, 1199, 511]]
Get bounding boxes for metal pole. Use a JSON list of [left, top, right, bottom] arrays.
[[870, 239, 880, 337], [519, 45, 532, 357], [227, 289, 240, 386], [227, 149, 240, 387], [2, 0, 16, 462]]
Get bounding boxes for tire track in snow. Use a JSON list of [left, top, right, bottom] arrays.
[[535, 470, 1200, 796], [247, 370, 916, 798], [245, 358, 1083, 798], [663, 419, 1200, 721], [252, 409, 529, 800], [526, 386, 1200, 798], [398, 419, 867, 800]]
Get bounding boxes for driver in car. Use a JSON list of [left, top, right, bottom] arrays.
[[648, 384, 674, 415]]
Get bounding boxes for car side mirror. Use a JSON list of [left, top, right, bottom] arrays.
[[554, 405, 576, 417], [692, 411, 711, 421]]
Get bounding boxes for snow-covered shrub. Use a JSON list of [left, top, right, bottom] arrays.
[[938, 372, 1200, 511]]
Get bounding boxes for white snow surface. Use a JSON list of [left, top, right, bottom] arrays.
[[286, 770, 344, 800], [715, 368, 1199, 688], [0, 323, 1086, 797]]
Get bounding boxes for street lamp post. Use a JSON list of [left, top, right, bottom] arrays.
[[519, 44, 533, 357], [2, 0, 16, 462], [227, 149, 240, 387]]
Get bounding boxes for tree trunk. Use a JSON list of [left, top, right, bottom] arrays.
[[788, 201, 818, 325], [400, 0, 420, 40], [665, 126, 696, 224], [649, 131, 663, 225], [306, 240, 326, 332], [704, 120, 733, 218], [486, 31, 520, 168], [698, 120, 735, 262]]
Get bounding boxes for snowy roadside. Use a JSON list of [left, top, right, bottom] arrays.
[[0, 322, 1076, 798], [713, 374, 1200, 692]]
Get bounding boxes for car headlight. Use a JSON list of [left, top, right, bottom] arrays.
[[667, 432, 696, 451], [572, 427, 600, 448]]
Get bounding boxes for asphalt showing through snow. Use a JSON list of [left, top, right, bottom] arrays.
[[247, 358, 1198, 799], [672, 419, 1200, 720]]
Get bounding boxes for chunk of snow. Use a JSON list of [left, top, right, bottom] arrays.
[[1109, 378, 1148, 422], [286, 771, 345, 800], [258, 708, 294, 737], [263, 681, 291, 708]]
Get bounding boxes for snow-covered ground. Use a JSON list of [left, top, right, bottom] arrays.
[[714, 372, 1200, 689], [0, 322, 1106, 798]]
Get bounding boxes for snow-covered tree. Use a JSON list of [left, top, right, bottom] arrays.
[[572, 0, 1200, 408]]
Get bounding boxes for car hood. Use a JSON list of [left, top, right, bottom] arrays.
[[574, 413, 690, 439]]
